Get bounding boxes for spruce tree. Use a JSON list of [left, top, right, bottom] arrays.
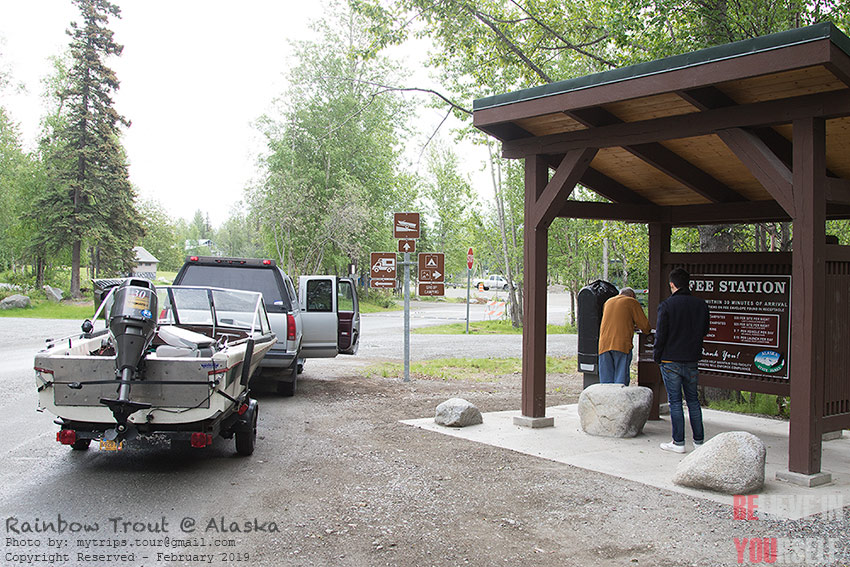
[[36, 0, 141, 297]]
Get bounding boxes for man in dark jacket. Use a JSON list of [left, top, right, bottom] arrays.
[[654, 268, 711, 453]]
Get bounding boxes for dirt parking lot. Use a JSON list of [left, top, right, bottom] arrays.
[[249, 359, 845, 567]]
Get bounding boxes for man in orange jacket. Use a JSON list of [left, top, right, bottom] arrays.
[[598, 287, 651, 385]]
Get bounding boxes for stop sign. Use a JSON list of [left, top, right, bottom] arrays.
[[467, 247, 474, 270]]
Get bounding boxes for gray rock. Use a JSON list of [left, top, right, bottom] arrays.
[[578, 383, 653, 438], [673, 431, 766, 494], [0, 294, 31, 310], [43, 285, 64, 302], [435, 398, 483, 427]]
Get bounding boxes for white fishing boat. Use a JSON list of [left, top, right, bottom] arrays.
[[34, 279, 275, 455]]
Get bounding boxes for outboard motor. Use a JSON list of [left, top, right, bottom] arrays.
[[99, 278, 158, 439]]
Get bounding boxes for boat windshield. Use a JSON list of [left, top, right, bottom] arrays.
[[157, 286, 271, 336]]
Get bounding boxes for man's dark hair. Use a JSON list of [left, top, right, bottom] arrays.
[[669, 268, 690, 290]]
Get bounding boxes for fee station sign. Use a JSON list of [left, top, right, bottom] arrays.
[[695, 274, 791, 379]]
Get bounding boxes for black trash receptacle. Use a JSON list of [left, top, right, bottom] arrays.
[[577, 280, 619, 388]]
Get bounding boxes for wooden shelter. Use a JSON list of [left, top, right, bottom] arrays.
[[473, 23, 850, 482]]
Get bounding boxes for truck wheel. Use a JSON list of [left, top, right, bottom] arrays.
[[71, 439, 91, 450], [276, 362, 298, 397], [235, 403, 258, 456]]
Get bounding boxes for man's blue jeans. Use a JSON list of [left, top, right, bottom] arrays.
[[599, 350, 633, 385], [659, 361, 704, 445]]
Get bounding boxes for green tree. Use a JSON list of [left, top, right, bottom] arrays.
[[421, 143, 480, 277], [137, 199, 182, 272], [34, 0, 141, 297], [250, 0, 415, 278]]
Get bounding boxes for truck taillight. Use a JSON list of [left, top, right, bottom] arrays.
[[57, 430, 76, 445], [189, 256, 199, 262], [262, 259, 272, 265], [287, 314, 296, 341]]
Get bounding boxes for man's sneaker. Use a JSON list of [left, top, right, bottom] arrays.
[[694, 440, 704, 447], [660, 441, 685, 454]]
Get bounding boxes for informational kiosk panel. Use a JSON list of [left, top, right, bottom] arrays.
[[695, 274, 791, 379]]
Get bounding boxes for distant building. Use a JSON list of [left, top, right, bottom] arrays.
[[133, 246, 159, 280]]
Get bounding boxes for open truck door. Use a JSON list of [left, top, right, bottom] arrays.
[[298, 276, 360, 358]]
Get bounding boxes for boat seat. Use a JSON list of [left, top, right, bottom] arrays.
[[157, 325, 215, 349]]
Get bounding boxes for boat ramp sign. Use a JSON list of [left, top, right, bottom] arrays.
[[393, 212, 420, 239], [370, 252, 396, 288]]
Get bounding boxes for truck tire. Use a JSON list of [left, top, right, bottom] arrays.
[[235, 403, 258, 456], [276, 362, 298, 397]]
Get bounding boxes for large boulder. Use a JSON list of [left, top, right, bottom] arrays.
[[673, 431, 766, 494], [0, 294, 31, 310], [578, 384, 653, 438], [435, 398, 483, 427], [43, 285, 64, 302]]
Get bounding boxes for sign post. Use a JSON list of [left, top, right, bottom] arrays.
[[466, 247, 473, 334], [393, 213, 420, 383]]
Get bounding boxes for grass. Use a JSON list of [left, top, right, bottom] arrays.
[[706, 392, 785, 417], [364, 355, 577, 381], [414, 318, 576, 335], [0, 300, 95, 319]]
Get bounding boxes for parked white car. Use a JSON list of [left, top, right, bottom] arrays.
[[472, 274, 509, 291]]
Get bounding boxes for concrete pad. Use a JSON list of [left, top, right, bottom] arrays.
[[401, 406, 850, 520]]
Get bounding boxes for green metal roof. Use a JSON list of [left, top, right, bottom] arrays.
[[473, 23, 850, 112]]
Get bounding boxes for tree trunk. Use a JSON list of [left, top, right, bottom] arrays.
[[70, 239, 82, 299]]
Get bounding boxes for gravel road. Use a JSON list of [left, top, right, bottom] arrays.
[[2, 308, 847, 567]]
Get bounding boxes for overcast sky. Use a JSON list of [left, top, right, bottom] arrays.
[[0, 1, 485, 226]]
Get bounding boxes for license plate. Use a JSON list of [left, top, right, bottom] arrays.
[[99, 440, 124, 451]]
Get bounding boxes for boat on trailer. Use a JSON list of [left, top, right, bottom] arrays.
[[34, 278, 276, 455]]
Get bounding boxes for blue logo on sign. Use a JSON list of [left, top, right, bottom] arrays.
[[141, 309, 152, 319]]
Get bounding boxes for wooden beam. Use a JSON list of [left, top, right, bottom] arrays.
[[826, 43, 850, 87], [556, 199, 791, 225], [557, 201, 665, 222], [522, 156, 549, 419], [718, 128, 795, 216], [789, 117, 827, 475], [475, 40, 832, 127], [826, 177, 850, 205], [642, 222, 671, 419], [568, 107, 744, 203], [501, 89, 850, 158], [579, 168, 654, 205], [533, 148, 597, 229], [671, 201, 790, 224]]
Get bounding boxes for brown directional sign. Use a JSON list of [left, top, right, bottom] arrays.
[[393, 212, 420, 239], [419, 282, 445, 296], [398, 239, 416, 253], [418, 253, 444, 282], [370, 252, 396, 288]]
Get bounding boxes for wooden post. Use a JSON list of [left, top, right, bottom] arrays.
[[521, 155, 549, 418], [640, 222, 670, 419], [789, 117, 826, 475]]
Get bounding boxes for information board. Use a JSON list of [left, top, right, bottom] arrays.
[[695, 274, 791, 379]]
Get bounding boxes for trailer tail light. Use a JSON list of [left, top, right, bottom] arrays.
[[237, 403, 249, 415], [191, 433, 213, 448], [287, 314, 296, 341], [57, 430, 76, 445]]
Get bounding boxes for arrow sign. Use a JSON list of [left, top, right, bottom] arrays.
[[370, 252, 397, 288], [418, 253, 444, 283], [398, 239, 415, 253]]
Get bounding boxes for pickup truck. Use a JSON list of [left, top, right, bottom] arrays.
[[472, 274, 509, 291], [173, 256, 360, 396]]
